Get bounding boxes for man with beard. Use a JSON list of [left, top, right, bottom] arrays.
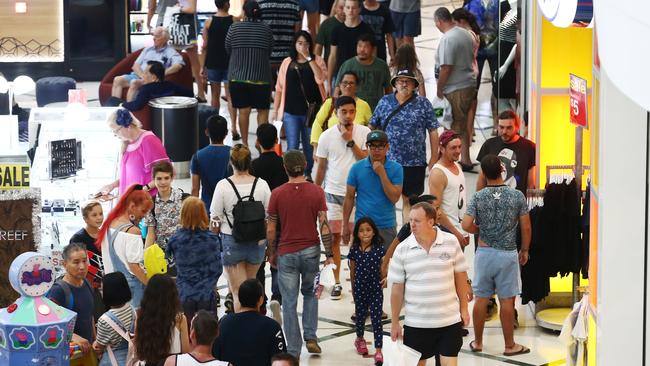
[[315, 96, 370, 299], [335, 33, 392, 110], [476, 110, 535, 194], [370, 69, 439, 224]]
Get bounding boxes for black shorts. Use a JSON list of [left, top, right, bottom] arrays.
[[229, 81, 271, 110], [402, 166, 426, 197], [403, 323, 463, 359]]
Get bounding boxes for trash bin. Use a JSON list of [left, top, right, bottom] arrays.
[[149, 96, 198, 178]]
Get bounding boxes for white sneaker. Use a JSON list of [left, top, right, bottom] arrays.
[[270, 300, 282, 325]]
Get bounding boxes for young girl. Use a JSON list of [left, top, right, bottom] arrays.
[[93, 272, 135, 366], [348, 217, 386, 365]]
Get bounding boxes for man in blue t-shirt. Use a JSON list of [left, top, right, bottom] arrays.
[[343, 130, 403, 248], [191, 114, 232, 215], [47, 243, 95, 356], [461, 154, 531, 357]]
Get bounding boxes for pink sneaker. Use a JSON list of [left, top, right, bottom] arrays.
[[354, 337, 368, 355], [374, 350, 384, 365]]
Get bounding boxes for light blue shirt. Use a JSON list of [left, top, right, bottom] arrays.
[[134, 45, 184, 70], [347, 157, 403, 229]]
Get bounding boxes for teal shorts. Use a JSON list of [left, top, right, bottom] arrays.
[[472, 246, 520, 299]]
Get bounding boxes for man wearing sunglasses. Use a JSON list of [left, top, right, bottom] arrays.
[[342, 130, 403, 248]]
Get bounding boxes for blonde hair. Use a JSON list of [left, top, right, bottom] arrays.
[[107, 108, 143, 153], [81, 201, 102, 219], [230, 144, 251, 172], [180, 197, 209, 231]]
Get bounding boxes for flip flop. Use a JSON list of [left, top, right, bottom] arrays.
[[469, 340, 482, 353], [503, 345, 530, 356]]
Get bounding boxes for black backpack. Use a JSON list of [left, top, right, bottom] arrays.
[[224, 177, 266, 242]]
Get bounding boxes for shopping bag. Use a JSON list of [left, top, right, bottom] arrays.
[[144, 243, 168, 278], [313, 264, 337, 299], [386, 339, 422, 366], [163, 6, 197, 49], [431, 96, 452, 129]]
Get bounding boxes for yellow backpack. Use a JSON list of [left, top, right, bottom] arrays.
[[143, 243, 167, 278]]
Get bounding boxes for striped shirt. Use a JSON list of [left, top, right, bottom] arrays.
[[95, 304, 135, 348], [388, 230, 468, 328], [225, 21, 274, 83], [258, 0, 301, 64]]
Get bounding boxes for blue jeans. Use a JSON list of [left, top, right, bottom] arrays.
[[127, 275, 144, 308], [283, 112, 313, 176], [278, 245, 320, 357]]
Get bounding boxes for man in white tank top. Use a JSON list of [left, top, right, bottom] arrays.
[[163, 310, 228, 366], [428, 130, 469, 248]]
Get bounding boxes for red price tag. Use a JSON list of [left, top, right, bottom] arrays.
[[569, 74, 588, 127]]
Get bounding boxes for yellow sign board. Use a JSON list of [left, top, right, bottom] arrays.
[[0, 164, 30, 189]]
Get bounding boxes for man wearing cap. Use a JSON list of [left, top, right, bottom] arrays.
[[314, 96, 371, 300], [434, 7, 477, 171], [429, 130, 470, 249], [267, 150, 335, 357], [370, 68, 439, 223], [342, 129, 403, 247]]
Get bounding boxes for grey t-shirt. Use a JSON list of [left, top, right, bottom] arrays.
[[466, 185, 528, 251], [389, 0, 420, 13], [435, 26, 476, 94]]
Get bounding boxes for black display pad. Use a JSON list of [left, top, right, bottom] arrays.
[[49, 139, 79, 180]]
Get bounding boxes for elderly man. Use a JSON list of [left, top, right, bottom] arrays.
[[121, 60, 193, 111], [370, 68, 439, 223], [111, 27, 185, 101]]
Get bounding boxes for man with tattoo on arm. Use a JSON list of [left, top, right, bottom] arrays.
[[266, 150, 335, 358]]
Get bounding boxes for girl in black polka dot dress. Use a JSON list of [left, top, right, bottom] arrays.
[[348, 217, 386, 365]]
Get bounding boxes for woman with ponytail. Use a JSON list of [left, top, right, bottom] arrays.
[[98, 108, 169, 198], [97, 184, 153, 307]]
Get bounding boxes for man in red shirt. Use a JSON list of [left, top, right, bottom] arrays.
[[267, 150, 334, 358]]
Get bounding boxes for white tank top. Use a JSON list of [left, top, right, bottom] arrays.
[[175, 353, 229, 365], [433, 162, 467, 231]]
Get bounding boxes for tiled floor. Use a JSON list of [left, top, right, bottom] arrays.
[[13, 0, 568, 364]]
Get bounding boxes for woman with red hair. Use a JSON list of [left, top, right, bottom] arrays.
[[96, 184, 153, 308]]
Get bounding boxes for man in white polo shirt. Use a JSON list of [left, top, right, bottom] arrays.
[[314, 95, 370, 300], [388, 202, 470, 366]]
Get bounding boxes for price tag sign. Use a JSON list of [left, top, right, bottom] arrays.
[[569, 74, 588, 128]]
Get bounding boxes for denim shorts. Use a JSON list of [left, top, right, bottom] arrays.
[[299, 0, 319, 13], [207, 68, 228, 83], [122, 72, 141, 84], [221, 233, 266, 266], [472, 246, 521, 299], [391, 10, 421, 38]]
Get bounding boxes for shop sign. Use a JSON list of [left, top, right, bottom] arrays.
[[0, 164, 30, 190], [569, 74, 588, 128], [0, 189, 40, 306]]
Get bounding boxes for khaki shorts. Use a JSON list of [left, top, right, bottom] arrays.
[[445, 86, 477, 136]]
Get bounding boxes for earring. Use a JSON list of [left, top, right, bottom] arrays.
[[129, 214, 136, 221]]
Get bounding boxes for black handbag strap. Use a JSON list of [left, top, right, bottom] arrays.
[[381, 93, 417, 131]]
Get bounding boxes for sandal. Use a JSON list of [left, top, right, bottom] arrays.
[[469, 340, 482, 353], [503, 344, 530, 356], [232, 132, 241, 141]]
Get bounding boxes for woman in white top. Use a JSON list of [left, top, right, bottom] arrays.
[[97, 183, 152, 308], [162, 310, 229, 366], [136, 274, 190, 366], [210, 144, 271, 312]]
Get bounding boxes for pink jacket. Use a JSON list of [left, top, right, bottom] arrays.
[[274, 55, 328, 119]]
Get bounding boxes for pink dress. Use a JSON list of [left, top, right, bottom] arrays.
[[119, 131, 169, 196]]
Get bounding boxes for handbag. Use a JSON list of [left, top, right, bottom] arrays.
[[163, 6, 198, 49], [293, 62, 321, 128]]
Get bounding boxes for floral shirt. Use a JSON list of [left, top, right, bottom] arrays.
[[144, 187, 184, 249], [369, 93, 439, 167], [166, 228, 222, 302]]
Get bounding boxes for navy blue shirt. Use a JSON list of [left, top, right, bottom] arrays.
[[47, 280, 95, 342], [348, 244, 386, 289], [190, 145, 232, 215], [122, 81, 193, 111], [166, 228, 222, 302]]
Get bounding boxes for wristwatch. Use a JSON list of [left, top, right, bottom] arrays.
[[346, 140, 355, 148]]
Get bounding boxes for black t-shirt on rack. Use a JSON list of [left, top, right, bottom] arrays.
[[331, 21, 374, 75], [284, 61, 322, 116], [206, 15, 234, 70], [477, 136, 536, 195]]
